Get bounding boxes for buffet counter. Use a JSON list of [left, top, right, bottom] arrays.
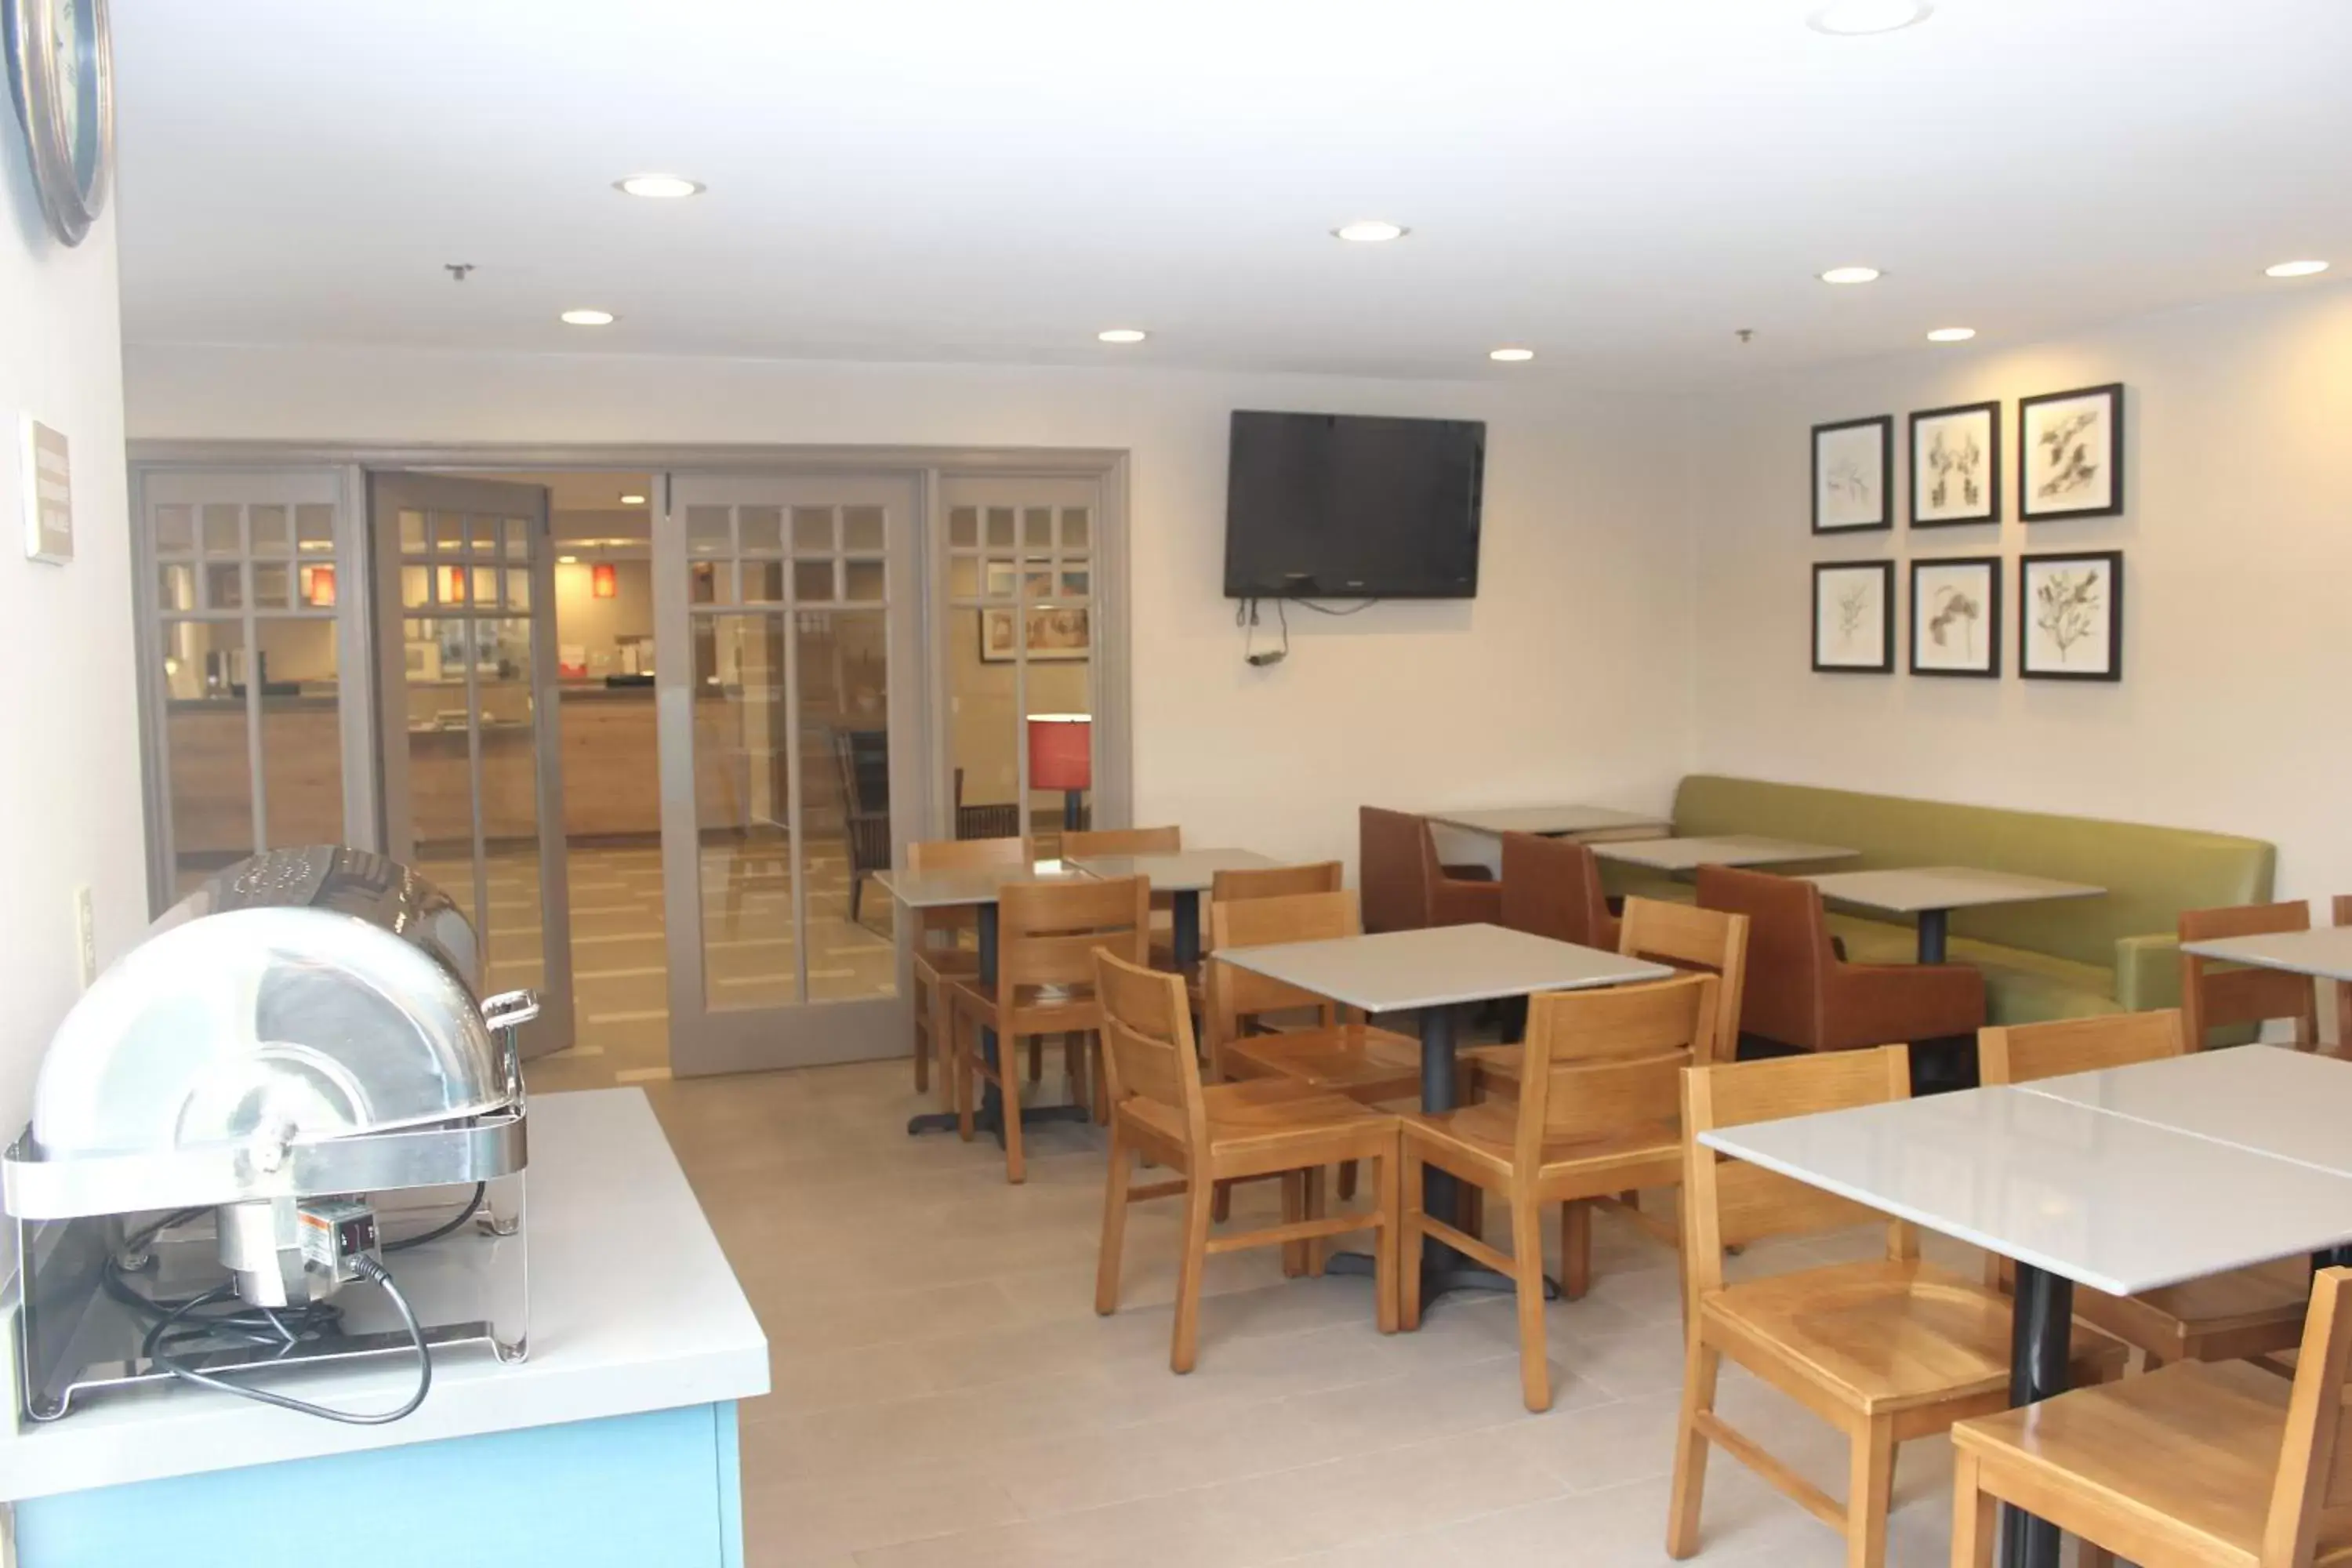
[[0, 1089, 766, 1566]]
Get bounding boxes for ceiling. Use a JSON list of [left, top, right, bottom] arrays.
[[111, 1, 2352, 386]]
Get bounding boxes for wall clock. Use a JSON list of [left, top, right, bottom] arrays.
[[5, 0, 114, 246]]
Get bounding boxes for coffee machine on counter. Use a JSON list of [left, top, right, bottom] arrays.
[[3, 847, 533, 1425]]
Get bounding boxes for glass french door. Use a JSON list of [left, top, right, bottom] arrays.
[[370, 473, 574, 1056], [655, 473, 924, 1075]]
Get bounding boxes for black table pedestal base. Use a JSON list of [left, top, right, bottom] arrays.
[[1320, 1250, 1559, 1301], [2001, 1262, 2074, 1568], [906, 1102, 1091, 1141]]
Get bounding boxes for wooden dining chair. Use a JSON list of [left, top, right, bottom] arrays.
[[1091, 946, 1401, 1373], [1951, 1266, 2352, 1568], [905, 833, 1032, 1097], [1668, 1047, 2125, 1568], [1498, 831, 1621, 952], [1399, 973, 1719, 1411], [1178, 859, 1345, 1007], [947, 875, 1149, 1182], [1359, 807, 1501, 933], [1978, 1011, 2310, 1370], [1206, 890, 1420, 1098], [2181, 902, 2321, 1051], [2336, 897, 2352, 1052]]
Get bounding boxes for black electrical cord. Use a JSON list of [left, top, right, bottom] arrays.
[[143, 1255, 433, 1425], [384, 1182, 485, 1253]]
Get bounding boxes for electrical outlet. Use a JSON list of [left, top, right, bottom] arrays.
[[73, 885, 95, 988]]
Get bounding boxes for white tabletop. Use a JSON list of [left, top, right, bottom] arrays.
[[1702, 1085, 2352, 1297], [873, 860, 1089, 909], [1593, 834, 1857, 872], [1216, 922, 1671, 1014], [1065, 848, 1281, 891], [2018, 1045, 2352, 1181], [1804, 866, 2106, 915], [2183, 926, 2352, 984], [0, 1088, 768, 1501], [1421, 804, 1671, 839]]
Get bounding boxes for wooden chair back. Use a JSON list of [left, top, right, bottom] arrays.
[[1499, 833, 1613, 949], [1359, 807, 1436, 934], [1205, 891, 1354, 1068], [1680, 1046, 1915, 1299], [1618, 898, 1748, 1063], [2262, 1266, 2352, 1566], [1210, 861, 1344, 903], [1978, 1009, 2187, 1086], [2180, 902, 2319, 1049], [1091, 945, 1208, 1152], [1517, 975, 1719, 1169], [907, 833, 1033, 942], [1063, 825, 1181, 858], [997, 876, 1150, 999], [1695, 865, 1833, 1050], [2335, 895, 2352, 1051]]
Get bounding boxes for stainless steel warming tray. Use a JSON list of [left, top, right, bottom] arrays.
[[5, 847, 535, 1423]]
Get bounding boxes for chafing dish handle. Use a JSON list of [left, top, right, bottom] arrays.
[[481, 989, 542, 1098]]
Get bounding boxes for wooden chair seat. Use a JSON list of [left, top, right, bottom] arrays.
[[1706, 1258, 2119, 1420], [1222, 1023, 1421, 1102], [1402, 1102, 1680, 1192], [1120, 1077, 1398, 1178]]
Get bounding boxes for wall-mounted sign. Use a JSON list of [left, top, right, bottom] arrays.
[[21, 416, 73, 564]]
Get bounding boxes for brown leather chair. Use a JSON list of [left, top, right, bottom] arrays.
[[1695, 865, 1982, 1054], [1497, 832, 1618, 951], [1358, 808, 1500, 935]]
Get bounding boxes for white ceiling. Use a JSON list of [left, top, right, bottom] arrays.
[[112, 0, 2352, 386]]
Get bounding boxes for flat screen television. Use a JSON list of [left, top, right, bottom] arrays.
[[1222, 410, 1485, 600]]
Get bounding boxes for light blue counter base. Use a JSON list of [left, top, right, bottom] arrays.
[[15, 1401, 745, 1568]]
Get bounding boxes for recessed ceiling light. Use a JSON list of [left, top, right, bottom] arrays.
[[2266, 259, 2330, 278], [1097, 328, 1148, 343], [1333, 220, 1409, 244], [1806, 1, 1933, 36], [1819, 266, 1882, 285], [619, 492, 648, 505], [1926, 327, 1977, 343], [615, 174, 704, 199], [1489, 347, 1536, 362], [557, 554, 579, 564], [560, 308, 616, 326]]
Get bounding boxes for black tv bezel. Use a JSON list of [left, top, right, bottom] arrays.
[[1220, 409, 1486, 601]]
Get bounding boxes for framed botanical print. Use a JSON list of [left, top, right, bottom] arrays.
[[1909, 401, 2001, 527], [1909, 557, 2001, 677], [1812, 416, 1893, 534], [2019, 550, 2123, 681], [1812, 560, 1895, 673], [2020, 383, 2125, 521]]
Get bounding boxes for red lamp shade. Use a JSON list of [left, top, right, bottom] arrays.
[[301, 564, 336, 607], [592, 562, 618, 599], [1027, 713, 1092, 791]]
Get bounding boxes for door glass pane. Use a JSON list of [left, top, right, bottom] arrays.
[[161, 621, 254, 898], [1024, 606, 1094, 855], [843, 506, 884, 552], [1022, 507, 1053, 556], [984, 507, 1015, 548], [742, 561, 786, 604], [432, 510, 468, 550], [949, 506, 978, 548], [404, 616, 477, 924], [249, 505, 291, 554], [205, 562, 244, 609], [201, 504, 241, 555], [687, 506, 731, 557], [252, 561, 292, 610], [801, 609, 893, 1001], [255, 618, 342, 848], [739, 506, 783, 555], [477, 617, 546, 996], [399, 509, 428, 551], [1061, 507, 1091, 548], [500, 518, 530, 559], [296, 504, 335, 555], [947, 606, 1021, 842], [154, 503, 194, 555], [791, 506, 834, 554], [694, 615, 797, 1009], [793, 561, 835, 603], [844, 561, 885, 603], [158, 562, 195, 611]]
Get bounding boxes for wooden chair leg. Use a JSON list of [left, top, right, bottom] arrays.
[[1399, 1148, 1428, 1332], [1511, 1189, 1552, 1412], [1666, 1340, 1722, 1559], [1303, 1166, 1327, 1277], [1846, 1415, 1895, 1568], [1170, 1178, 1214, 1374], [1090, 1035, 1109, 1124], [1000, 1035, 1027, 1184], [1095, 1127, 1131, 1316], [1560, 1200, 1594, 1302], [1374, 1149, 1400, 1334], [912, 975, 931, 1094], [1026, 1035, 1043, 1083], [1950, 1450, 1994, 1568], [1337, 1160, 1358, 1202], [1062, 1029, 1086, 1109], [953, 1007, 975, 1142], [1280, 1171, 1307, 1278], [1211, 1180, 1232, 1223]]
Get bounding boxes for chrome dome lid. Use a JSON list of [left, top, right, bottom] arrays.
[[30, 851, 505, 1161]]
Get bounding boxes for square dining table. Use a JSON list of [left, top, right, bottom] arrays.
[[1217, 923, 1671, 1300], [1063, 847, 1281, 971], [1592, 834, 1857, 873], [1421, 804, 1671, 840], [1704, 1066, 2352, 1568], [1803, 866, 2104, 964], [2181, 924, 2352, 985]]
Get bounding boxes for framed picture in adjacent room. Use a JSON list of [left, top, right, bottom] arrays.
[[2019, 383, 2125, 521], [1909, 401, 2001, 527], [1812, 560, 1895, 673], [2019, 550, 2123, 681], [1909, 557, 2002, 677], [1812, 416, 1893, 533]]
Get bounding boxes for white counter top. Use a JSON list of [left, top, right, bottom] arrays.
[[0, 1088, 768, 1501]]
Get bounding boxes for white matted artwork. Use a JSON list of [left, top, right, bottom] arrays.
[[2019, 550, 2123, 681], [1811, 560, 1893, 673], [1909, 557, 2001, 677], [2020, 383, 2125, 521], [1811, 416, 1893, 533], [1909, 401, 2000, 527]]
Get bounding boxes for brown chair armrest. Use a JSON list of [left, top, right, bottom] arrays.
[[1432, 876, 1504, 927]]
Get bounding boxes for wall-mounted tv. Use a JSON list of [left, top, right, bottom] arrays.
[[1222, 410, 1485, 600]]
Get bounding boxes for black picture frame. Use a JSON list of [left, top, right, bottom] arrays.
[[2019, 383, 2125, 521], [2017, 550, 2124, 682], [1907, 557, 2002, 678], [1811, 560, 1895, 673], [1811, 416, 1893, 534], [1908, 401, 2002, 528]]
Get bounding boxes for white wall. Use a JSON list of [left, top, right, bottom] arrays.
[[1689, 282, 2352, 898], [0, 162, 142, 1240], [125, 346, 1699, 868]]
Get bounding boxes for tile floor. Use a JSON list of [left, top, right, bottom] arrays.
[[604, 1056, 2045, 1568]]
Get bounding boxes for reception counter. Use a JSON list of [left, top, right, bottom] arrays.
[[0, 1089, 767, 1566]]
